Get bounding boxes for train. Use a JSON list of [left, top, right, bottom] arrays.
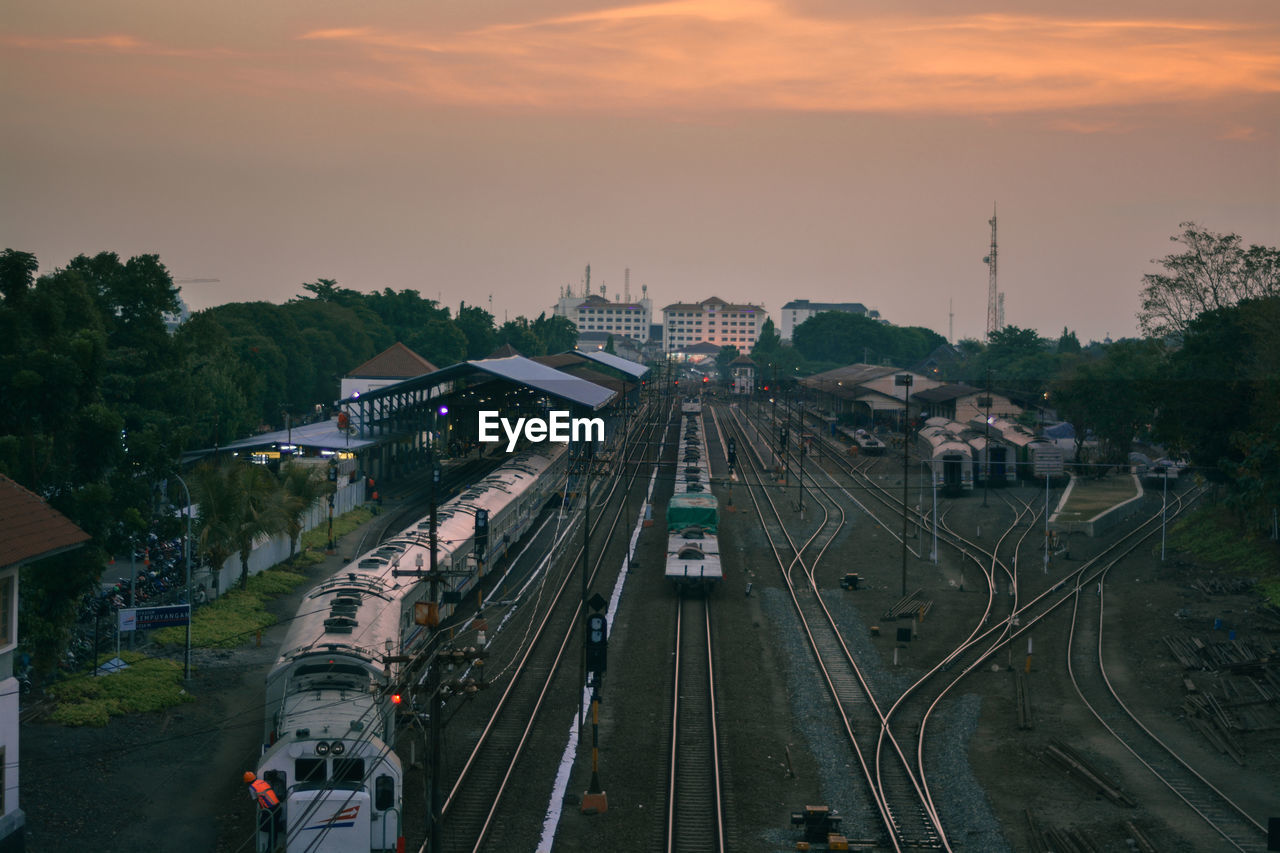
[[924, 416, 1016, 486], [970, 416, 1063, 481], [912, 415, 1063, 496], [665, 399, 722, 590], [918, 418, 975, 495], [253, 446, 566, 853]]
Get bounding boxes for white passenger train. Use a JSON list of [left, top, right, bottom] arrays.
[[254, 447, 566, 853], [666, 400, 721, 590]]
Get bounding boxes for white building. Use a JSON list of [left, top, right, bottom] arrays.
[[779, 299, 879, 341], [555, 293, 653, 344], [661, 296, 766, 353]]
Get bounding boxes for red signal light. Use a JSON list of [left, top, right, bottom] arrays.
[[391, 693, 402, 705], [702, 376, 709, 383]]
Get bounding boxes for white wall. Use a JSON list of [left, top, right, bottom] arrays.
[[200, 476, 366, 597]]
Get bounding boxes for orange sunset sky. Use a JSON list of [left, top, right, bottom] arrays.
[[3, 0, 1277, 342]]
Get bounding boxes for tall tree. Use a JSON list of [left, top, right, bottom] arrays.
[[456, 302, 498, 358], [1138, 223, 1280, 338], [0, 248, 38, 303]]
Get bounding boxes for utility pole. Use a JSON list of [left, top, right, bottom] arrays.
[[896, 374, 914, 596], [980, 370, 993, 508], [579, 441, 593, 731], [174, 474, 193, 680]]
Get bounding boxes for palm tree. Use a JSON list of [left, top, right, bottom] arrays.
[[279, 462, 334, 561], [194, 461, 287, 590], [192, 463, 240, 590], [234, 463, 282, 588]]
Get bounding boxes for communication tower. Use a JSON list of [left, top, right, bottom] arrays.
[[984, 205, 998, 338]]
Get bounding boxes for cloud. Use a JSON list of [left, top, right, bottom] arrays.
[[2, 31, 235, 60], [292, 3, 1280, 114]]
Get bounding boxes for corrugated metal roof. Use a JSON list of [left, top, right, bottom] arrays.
[[576, 350, 650, 379], [468, 356, 615, 410], [205, 420, 380, 454], [0, 475, 91, 568]]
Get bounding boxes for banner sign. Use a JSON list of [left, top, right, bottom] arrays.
[[119, 604, 191, 632]]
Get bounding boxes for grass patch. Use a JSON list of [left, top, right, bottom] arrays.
[[48, 651, 193, 727], [1056, 474, 1139, 521], [1168, 506, 1280, 606], [300, 506, 374, 552], [152, 567, 308, 649]]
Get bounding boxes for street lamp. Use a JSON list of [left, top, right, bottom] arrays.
[[896, 373, 914, 597], [173, 474, 194, 680]]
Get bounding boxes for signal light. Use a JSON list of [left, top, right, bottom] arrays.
[[702, 377, 708, 383], [391, 693, 402, 705]]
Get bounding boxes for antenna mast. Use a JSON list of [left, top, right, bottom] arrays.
[[949, 297, 954, 344], [584, 264, 591, 297], [984, 204, 999, 338], [624, 267, 631, 303]]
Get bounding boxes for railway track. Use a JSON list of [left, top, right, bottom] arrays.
[[665, 593, 724, 853], [715, 402, 941, 851], [766, 400, 1267, 851], [429, 398, 668, 853], [1066, 488, 1269, 852]]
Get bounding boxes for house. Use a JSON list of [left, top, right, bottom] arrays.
[[0, 475, 90, 851], [339, 342, 438, 401]]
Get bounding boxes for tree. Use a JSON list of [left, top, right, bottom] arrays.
[[1057, 327, 1081, 354], [0, 249, 37, 303], [1138, 223, 1280, 338], [279, 462, 334, 561], [530, 312, 577, 355], [456, 302, 498, 359], [603, 335, 616, 354], [194, 462, 285, 589], [715, 345, 740, 382], [752, 317, 781, 357], [496, 317, 541, 356]]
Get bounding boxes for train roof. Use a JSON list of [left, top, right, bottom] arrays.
[[273, 447, 564, 667]]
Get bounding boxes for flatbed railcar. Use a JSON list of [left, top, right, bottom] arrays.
[[254, 446, 565, 853]]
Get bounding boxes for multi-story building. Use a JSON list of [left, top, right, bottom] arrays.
[[779, 299, 879, 341], [555, 292, 653, 344], [661, 296, 766, 352]]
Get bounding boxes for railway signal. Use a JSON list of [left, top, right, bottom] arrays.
[[585, 611, 608, 678]]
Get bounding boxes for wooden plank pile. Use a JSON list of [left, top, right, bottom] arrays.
[[1187, 576, 1256, 595], [883, 588, 932, 620]]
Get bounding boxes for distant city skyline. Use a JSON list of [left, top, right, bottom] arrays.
[[3, 2, 1277, 345]]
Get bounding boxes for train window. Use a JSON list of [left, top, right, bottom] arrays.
[[333, 758, 366, 784], [263, 769, 286, 801], [375, 775, 394, 811], [296, 758, 326, 784]]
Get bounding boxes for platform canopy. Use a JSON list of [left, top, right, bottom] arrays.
[[429, 355, 616, 411], [575, 350, 650, 379]]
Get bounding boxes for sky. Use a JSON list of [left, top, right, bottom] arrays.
[[3, 1, 1278, 344]]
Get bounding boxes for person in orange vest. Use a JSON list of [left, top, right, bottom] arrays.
[[245, 771, 282, 838]]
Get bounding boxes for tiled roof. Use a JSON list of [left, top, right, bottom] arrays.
[[0, 475, 91, 569], [662, 296, 762, 313], [346, 342, 438, 379], [488, 343, 522, 358]]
